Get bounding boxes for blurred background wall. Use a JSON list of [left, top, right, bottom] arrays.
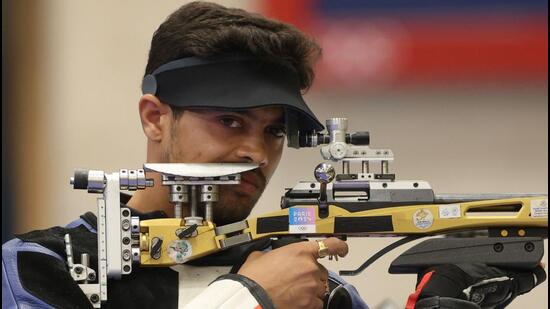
[[3, 0, 547, 308]]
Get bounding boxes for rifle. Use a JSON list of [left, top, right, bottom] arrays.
[[67, 118, 548, 307]]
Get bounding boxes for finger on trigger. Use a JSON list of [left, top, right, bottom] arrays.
[[322, 237, 349, 257]]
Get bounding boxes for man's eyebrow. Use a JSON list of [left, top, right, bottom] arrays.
[[192, 108, 285, 124], [225, 110, 252, 116], [273, 114, 285, 125], [189, 108, 249, 115]]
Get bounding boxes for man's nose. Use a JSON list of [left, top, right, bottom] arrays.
[[235, 135, 269, 167]]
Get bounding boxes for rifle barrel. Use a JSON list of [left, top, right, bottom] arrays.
[[434, 193, 547, 204]]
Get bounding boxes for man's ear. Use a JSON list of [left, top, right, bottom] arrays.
[[138, 94, 172, 142]]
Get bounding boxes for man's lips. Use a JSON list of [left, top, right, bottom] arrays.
[[238, 171, 264, 195]]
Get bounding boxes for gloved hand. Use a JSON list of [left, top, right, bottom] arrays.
[[406, 263, 546, 309]]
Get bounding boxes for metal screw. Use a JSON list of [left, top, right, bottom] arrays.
[[122, 237, 131, 245], [90, 294, 100, 303], [122, 249, 132, 261], [123, 265, 131, 272], [493, 243, 504, 252], [88, 272, 96, 281], [525, 242, 535, 252], [122, 220, 131, 231], [74, 266, 83, 274]]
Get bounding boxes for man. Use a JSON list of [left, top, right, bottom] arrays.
[[2, 2, 358, 308], [2, 2, 545, 309]]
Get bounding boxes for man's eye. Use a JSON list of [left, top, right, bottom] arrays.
[[267, 126, 286, 137], [219, 117, 242, 128]]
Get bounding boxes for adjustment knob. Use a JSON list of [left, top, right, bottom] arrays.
[[329, 142, 347, 160], [71, 169, 89, 190], [326, 118, 348, 132]]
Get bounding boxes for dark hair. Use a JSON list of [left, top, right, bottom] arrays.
[[145, 1, 321, 97]]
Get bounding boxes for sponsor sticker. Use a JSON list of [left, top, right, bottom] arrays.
[[167, 239, 192, 263], [289, 207, 316, 233], [413, 209, 434, 229], [530, 199, 548, 218], [439, 204, 462, 219]]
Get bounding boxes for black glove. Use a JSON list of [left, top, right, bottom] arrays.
[[407, 263, 546, 309]]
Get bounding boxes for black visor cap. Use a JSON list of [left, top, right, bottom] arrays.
[[142, 57, 324, 133]]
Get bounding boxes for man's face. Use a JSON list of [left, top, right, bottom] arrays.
[[165, 106, 286, 225]]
